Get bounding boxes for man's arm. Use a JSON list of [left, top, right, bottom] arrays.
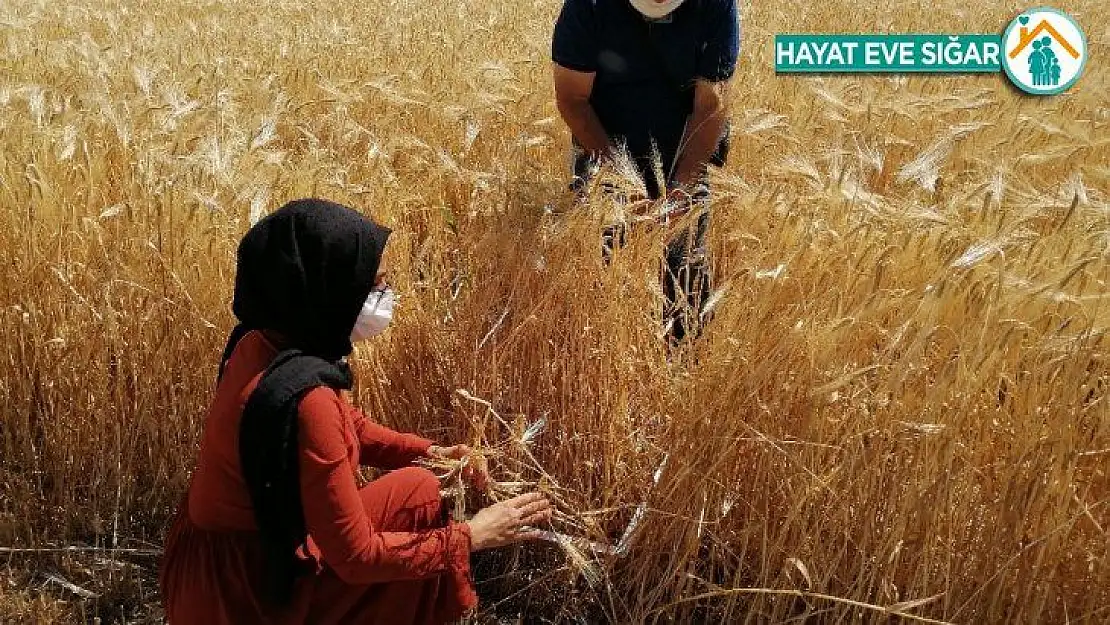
[[673, 0, 740, 188], [553, 63, 611, 157], [671, 78, 730, 187]]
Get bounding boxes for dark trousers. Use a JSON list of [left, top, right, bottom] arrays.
[[575, 152, 711, 344]]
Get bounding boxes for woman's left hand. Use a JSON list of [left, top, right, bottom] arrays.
[[428, 444, 490, 491]]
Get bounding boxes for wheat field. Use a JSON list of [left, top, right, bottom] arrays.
[[0, 0, 1107, 622]]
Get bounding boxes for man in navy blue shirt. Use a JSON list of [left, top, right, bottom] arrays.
[[552, 0, 739, 197], [551, 0, 740, 343]]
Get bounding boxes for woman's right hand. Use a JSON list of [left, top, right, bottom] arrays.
[[466, 492, 552, 552]]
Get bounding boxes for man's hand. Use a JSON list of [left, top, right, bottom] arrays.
[[622, 192, 654, 218], [672, 78, 730, 187], [428, 444, 489, 491]]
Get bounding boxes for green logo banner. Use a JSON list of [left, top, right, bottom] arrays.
[[775, 35, 1003, 73]]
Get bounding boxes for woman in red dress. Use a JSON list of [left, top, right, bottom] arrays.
[[160, 199, 551, 624]]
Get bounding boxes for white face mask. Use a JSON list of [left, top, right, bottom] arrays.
[[350, 288, 395, 342], [628, 0, 685, 19]]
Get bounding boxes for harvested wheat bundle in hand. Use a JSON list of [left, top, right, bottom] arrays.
[[412, 389, 654, 587], [419, 447, 610, 588]]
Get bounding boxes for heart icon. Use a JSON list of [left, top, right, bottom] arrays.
[[1019, 15, 1030, 25]]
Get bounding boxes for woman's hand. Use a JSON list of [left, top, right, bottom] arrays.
[[427, 444, 489, 491], [466, 492, 553, 551]]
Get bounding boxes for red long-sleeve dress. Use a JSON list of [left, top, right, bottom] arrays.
[[160, 330, 477, 624]]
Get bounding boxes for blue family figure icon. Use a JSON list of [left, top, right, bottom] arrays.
[[1029, 39, 1046, 85], [1028, 36, 1060, 86]]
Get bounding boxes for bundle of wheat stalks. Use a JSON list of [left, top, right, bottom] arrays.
[[419, 388, 643, 591]]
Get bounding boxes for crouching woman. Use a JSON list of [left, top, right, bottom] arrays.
[[160, 198, 551, 624]]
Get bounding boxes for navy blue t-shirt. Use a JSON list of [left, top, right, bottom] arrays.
[[552, 0, 740, 183]]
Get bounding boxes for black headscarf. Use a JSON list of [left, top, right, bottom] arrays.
[[217, 198, 391, 605]]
